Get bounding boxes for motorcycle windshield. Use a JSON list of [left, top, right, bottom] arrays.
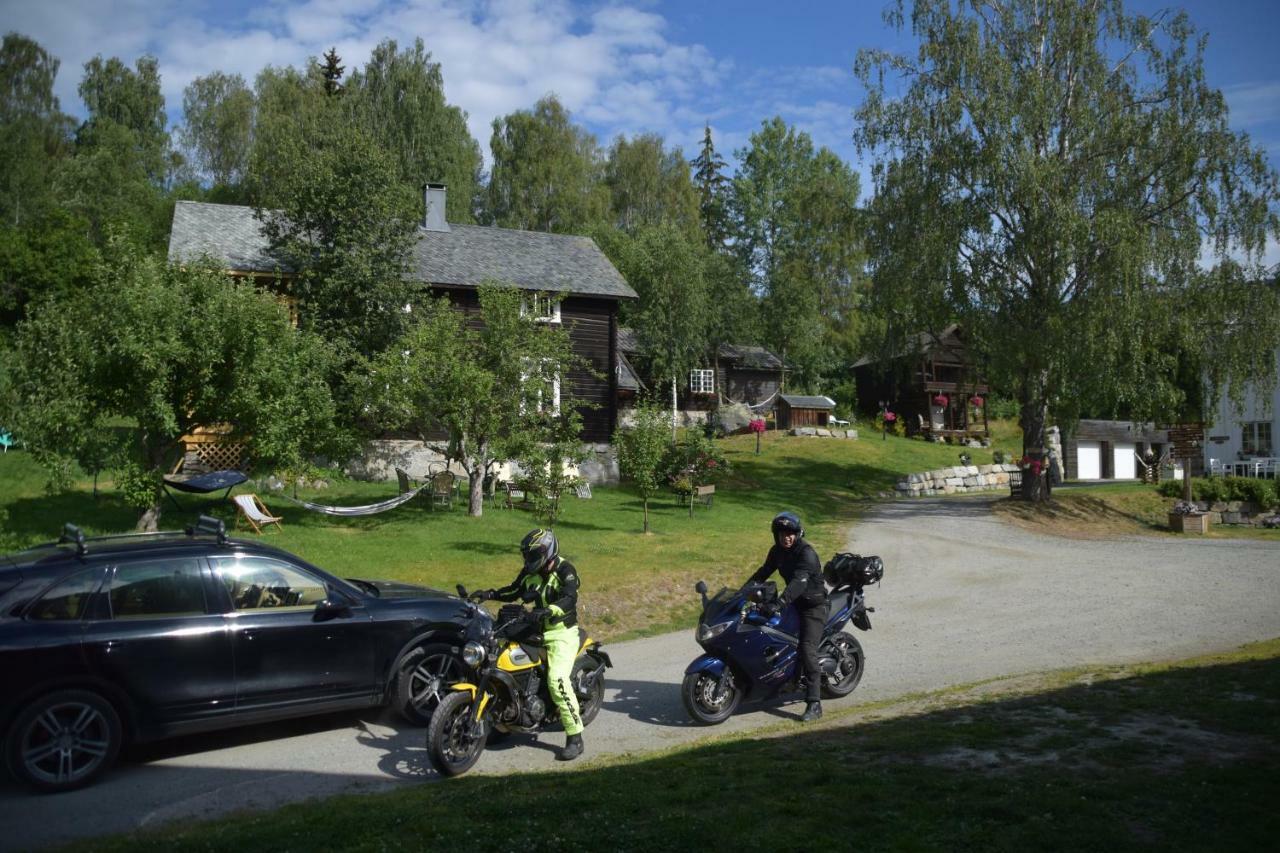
[[701, 587, 745, 624]]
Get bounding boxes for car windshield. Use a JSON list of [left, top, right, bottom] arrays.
[[345, 578, 381, 597]]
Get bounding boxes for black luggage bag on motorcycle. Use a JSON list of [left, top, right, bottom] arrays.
[[823, 553, 884, 589]]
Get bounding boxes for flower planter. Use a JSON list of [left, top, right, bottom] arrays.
[[1168, 512, 1210, 534]]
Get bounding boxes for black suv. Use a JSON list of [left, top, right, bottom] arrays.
[[0, 517, 492, 792]]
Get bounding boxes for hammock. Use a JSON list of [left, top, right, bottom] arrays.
[[273, 484, 429, 517]]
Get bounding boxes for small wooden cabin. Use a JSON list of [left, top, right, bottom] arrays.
[[777, 395, 836, 429]]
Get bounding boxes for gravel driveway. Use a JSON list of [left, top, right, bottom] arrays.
[[3, 496, 1277, 850]]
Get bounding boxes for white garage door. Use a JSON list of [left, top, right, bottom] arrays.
[[1077, 440, 1101, 480], [1113, 442, 1136, 479]]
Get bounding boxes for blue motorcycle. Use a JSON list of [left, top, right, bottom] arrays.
[[682, 554, 883, 725]]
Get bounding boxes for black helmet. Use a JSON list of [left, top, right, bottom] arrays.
[[520, 528, 559, 574], [771, 511, 804, 545]]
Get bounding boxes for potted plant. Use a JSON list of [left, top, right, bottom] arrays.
[[1168, 500, 1210, 534]]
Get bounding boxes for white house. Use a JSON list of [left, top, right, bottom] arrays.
[[1203, 347, 1279, 472]]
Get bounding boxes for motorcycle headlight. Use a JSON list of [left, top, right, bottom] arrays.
[[696, 621, 730, 643], [461, 641, 486, 667]]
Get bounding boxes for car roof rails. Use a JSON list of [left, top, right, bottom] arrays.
[[58, 523, 88, 557], [186, 515, 228, 545]]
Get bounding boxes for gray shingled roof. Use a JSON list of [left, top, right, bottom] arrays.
[[167, 201, 636, 300], [717, 343, 784, 370], [780, 394, 836, 409]]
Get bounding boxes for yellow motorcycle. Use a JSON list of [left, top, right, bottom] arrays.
[[427, 587, 612, 776]]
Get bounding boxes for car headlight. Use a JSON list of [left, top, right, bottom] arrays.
[[462, 641, 486, 667], [696, 621, 730, 643]]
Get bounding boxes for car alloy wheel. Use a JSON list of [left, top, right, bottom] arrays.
[[7, 690, 122, 792]]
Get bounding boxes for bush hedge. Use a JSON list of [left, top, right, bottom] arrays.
[[1157, 476, 1279, 508]]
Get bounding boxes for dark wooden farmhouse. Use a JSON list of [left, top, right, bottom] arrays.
[[852, 324, 990, 442], [616, 329, 786, 414], [167, 186, 637, 445]]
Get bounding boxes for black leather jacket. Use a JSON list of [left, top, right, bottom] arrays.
[[749, 538, 825, 607]]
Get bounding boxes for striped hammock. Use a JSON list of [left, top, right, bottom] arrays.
[[273, 484, 429, 517]]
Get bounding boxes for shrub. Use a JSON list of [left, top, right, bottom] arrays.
[[664, 432, 729, 492]]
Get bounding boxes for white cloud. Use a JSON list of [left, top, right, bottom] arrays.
[[1222, 80, 1280, 129]]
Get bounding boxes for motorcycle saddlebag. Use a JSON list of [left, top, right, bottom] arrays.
[[823, 553, 885, 588]]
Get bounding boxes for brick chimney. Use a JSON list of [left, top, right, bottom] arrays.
[[423, 182, 450, 232]]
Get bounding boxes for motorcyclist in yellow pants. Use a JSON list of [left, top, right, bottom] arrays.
[[481, 528, 585, 760]]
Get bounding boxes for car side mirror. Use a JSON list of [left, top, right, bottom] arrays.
[[315, 598, 350, 619]]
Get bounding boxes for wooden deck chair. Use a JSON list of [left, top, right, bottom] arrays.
[[233, 494, 284, 534]]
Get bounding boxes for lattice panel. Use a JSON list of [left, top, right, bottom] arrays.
[[192, 441, 248, 472]]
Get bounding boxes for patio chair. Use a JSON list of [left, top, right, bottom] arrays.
[[429, 471, 455, 510], [395, 467, 421, 495], [0, 430, 14, 453], [232, 494, 284, 534]]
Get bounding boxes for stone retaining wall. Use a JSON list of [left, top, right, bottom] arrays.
[[896, 463, 1023, 496], [789, 427, 859, 439], [344, 439, 621, 485], [1183, 500, 1279, 528]]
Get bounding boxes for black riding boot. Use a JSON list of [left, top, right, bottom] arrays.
[[800, 701, 823, 722], [558, 733, 584, 761]]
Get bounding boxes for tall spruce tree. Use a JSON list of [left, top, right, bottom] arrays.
[[691, 123, 731, 250], [320, 47, 345, 96]]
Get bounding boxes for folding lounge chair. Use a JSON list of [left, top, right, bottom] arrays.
[[233, 494, 284, 534]]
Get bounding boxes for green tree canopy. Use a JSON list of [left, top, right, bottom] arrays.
[[0, 32, 73, 229], [346, 38, 483, 224], [855, 0, 1280, 463], [178, 71, 254, 194], [603, 132, 700, 236], [0, 240, 338, 530], [365, 285, 584, 517], [602, 223, 711, 390], [486, 95, 609, 233], [58, 54, 174, 248], [732, 117, 865, 388]]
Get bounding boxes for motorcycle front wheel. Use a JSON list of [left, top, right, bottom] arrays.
[[681, 669, 741, 725], [573, 659, 607, 727], [820, 631, 865, 698], [426, 691, 489, 777]]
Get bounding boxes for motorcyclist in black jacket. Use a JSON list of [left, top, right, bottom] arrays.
[[747, 511, 827, 721]]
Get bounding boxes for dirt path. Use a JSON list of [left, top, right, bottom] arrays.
[[3, 496, 1276, 850]]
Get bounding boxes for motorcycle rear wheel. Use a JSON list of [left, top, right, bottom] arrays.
[[426, 691, 489, 777], [820, 632, 865, 698], [681, 669, 741, 725]]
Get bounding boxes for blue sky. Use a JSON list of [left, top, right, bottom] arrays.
[[2, 0, 1277, 259]]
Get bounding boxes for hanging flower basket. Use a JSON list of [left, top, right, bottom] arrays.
[[970, 395, 984, 408], [748, 418, 767, 434], [933, 394, 949, 406], [883, 411, 896, 423]]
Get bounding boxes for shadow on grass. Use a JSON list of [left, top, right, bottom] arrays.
[[35, 652, 1278, 852]]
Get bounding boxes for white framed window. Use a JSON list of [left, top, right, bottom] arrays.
[[1241, 421, 1272, 456], [690, 368, 714, 395], [521, 358, 561, 414], [521, 292, 561, 323]]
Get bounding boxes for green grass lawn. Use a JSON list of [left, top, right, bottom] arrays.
[[0, 424, 1018, 641], [68, 640, 1280, 852]]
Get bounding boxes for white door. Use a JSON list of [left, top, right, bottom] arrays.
[[1113, 442, 1136, 479], [1076, 441, 1101, 480]]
